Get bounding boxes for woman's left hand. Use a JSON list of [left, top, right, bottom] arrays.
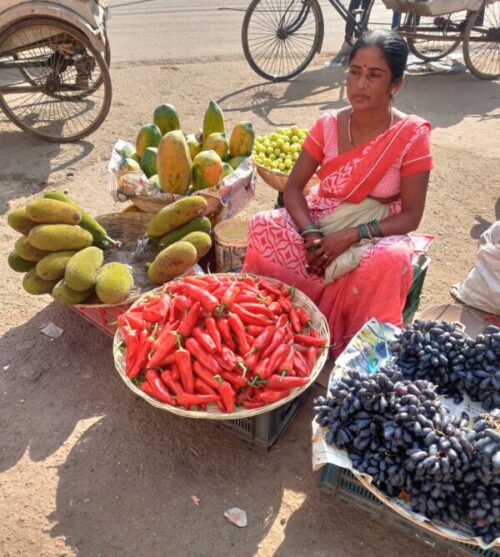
[[307, 228, 359, 275]]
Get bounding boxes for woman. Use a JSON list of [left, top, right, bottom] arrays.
[[243, 30, 433, 356]]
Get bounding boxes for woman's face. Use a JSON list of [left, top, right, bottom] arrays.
[[347, 46, 400, 111]]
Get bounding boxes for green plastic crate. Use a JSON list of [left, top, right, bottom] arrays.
[[318, 464, 500, 557], [403, 254, 431, 323]]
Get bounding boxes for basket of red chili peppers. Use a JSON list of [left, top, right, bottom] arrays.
[[113, 273, 329, 419]]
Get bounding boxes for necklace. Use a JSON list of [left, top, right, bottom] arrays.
[[348, 109, 394, 147]]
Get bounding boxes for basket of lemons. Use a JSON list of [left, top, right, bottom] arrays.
[[252, 126, 319, 193]]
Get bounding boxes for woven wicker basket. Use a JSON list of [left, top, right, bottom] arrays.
[[255, 163, 320, 194], [113, 273, 330, 420]]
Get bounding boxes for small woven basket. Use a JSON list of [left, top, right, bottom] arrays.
[[70, 212, 157, 336], [255, 163, 320, 194], [113, 273, 330, 420]]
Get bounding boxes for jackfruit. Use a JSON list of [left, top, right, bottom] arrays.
[[14, 236, 50, 262], [35, 251, 77, 281], [8, 251, 36, 273], [28, 225, 93, 252], [147, 196, 207, 238], [158, 216, 211, 250], [65, 247, 104, 291], [52, 280, 93, 305], [7, 207, 38, 235], [180, 231, 212, 258], [95, 262, 134, 304], [26, 198, 81, 225], [147, 241, 197, 284], [22, 268, 58, 295]]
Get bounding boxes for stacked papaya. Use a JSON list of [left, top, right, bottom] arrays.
[[7, 192, 134, 305], [117, 100, 255, 195], [145, 195, 213, 284]]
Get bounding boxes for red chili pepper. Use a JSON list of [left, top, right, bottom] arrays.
[[217, 318, 236, 351], [293, 334, 327, 347], [143, 295, 170, 323], [145, 369, 176, 405], [118, 312, 146, 331], [278, 345, 295, 375], [232, 304, 274, 327], [178, 301, 201, 338], [278, 296, 293, 313], [141, 380, 156, 398], [171, 364, 180, 382], [148, 330, 178, 368], [253, 357, 269, 379], [244, 351, 259, 369], [280, 285, 291, 297], [125, 329, 140, 378], [183, 283, 219, 313], [235, 291, 259, 304], [183, 275, 219, 290], [239, 303, 275, 319], [265, 344, 291, 377], [295, 307, 313, 327], [216, 379, 236, 413], [128, 329, 151, 378], [251, 326, 275, 354], [221, 345, 237, 369], [185, 338, 222, 373], [276, 314, 289, 329], [174, 295, 192, 311], [246, 325, 264, 337], [294, 351, 309, 377], [219, 371, 246, 390], [241, 276, 256, 286], [258, 389, 290, 403], [243, 400, 265, 409], [258, 279, 282, 297], [267, 375, 309, 390], [194, 378, 225, 412], [268, 301, 282, 315], [175, 348, 194, 394], [262, 327, 287, 359], [220, 282, 241, 308], [289, 308, 301, 333], [160, 370, 184, 396], [192, 361, 220, 390], [152, 319, 179, 346], [306, 346, 317, 372], [177, 393, 220, 408], [228, 314, 251, 354], [192, 326, 217, 354]]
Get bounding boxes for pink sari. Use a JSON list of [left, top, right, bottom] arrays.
[[243, 111, 433, 356]]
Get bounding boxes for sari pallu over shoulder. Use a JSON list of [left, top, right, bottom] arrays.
[[315, 115, 431, 204]]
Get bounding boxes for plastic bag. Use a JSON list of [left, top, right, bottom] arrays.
[[451, 220, 500, 315]]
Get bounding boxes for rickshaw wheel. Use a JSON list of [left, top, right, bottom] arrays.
[[0, 17, 112, 142], [404, 12, 463, 62]]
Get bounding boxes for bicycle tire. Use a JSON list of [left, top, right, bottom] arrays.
[[405, 13, 463, 62], [463, 1, 500, 80], [242, 0, 324, 82], [0, 17, 112, 143]]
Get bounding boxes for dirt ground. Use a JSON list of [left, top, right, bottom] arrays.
[[0, 55, 499, 557]]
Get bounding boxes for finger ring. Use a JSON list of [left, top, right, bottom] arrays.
[[322, 254, 328, 260]]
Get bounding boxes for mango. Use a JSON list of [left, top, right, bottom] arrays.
[[136, 124, 162, 158], [186, 134, 202, 160], [181, 231, 212, 258], [147, 196, 208, 238], [203, 132, 229, 161], [36, 250, 77, 281], [121, 144, 136, 159], [117, 157, 141, 173], [14, 236, 50, 262], [7, 206, 37, 235], [158, 216, 212, 250], [52, 280, 93, 305], [220, 163, 234, 181], [203, 100, 225, 142], [65, 247, 104, 291], [153, 103, 180, 135], [141, 147, 158, 178], [157, 130, 192, 194], [228, 156, 247, 170], [147, 241, 197, 284], [22, 268, 57, 295], [95, 262, 134, 305], [28, 225, 93, 252], [192, 150, 223, 191], [229, 121, 255, 158], [26, 198, 81, 225], [8, 251, 36, 273]]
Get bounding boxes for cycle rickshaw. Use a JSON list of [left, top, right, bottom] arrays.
[[0, 0, 112, 142], [241, 0, 500, 81]]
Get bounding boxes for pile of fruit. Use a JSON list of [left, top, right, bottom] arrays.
[[117, 274, 327, 413], [390, 320, 500, 411], [252, 126, 309, 173], [315, 367, 500, 544], [117, 101, 255, 194], [145, 195, 212, 284], [7, 192, 134, 305]]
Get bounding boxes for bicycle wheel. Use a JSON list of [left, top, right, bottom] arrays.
[[0, 17, 112, 142], [242, 0, 323, 82], [463, 1, 500, 80], [404, 13, 464, 61]]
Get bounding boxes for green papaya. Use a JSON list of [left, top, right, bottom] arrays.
[[220, 163, 234, 181], [203, 132, 229, 161], [136, 124, 162, 158], [22, 268, 57, 295], [95, 262, 134, 305], [52, 280, 93, 305], [147, 196, 208, 238], [180, 231, 212, 258], [8, 251, 36, 273], [26, 198, 81, 225], [7, 206, 37, 235], [65, 247, 104, 291], [157, 130, 192, 194], [147, 241, 197, 284], [158, 216, 212, 250], [202, 100, 225, 142], [153, 103, 180, 135], [192, 150, 223, 191], [14, 236, 50, 262], [186, 134, 202, 160], [36, 250, 77, 281], [229, 121, 255, 158], [141, 147, 158, 178], [28, 225, 93, 252], [228, 156, 247, 170]]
